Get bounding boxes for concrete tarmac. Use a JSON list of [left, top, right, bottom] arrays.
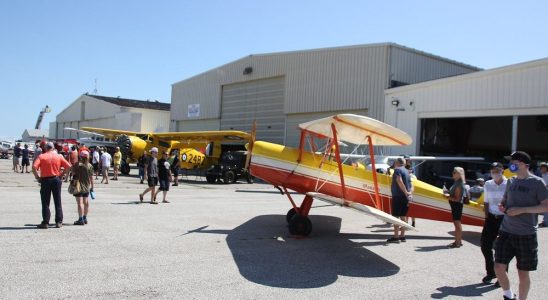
[[0, 159, 546, 299]]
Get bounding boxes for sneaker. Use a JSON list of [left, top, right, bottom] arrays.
[[482, 275, 495, 284], [84, 218, 88, 224], [539, 223, 547, 228], [162, 200, 170, 203], [399, 237, 407, 242], [37, 223, 48, 229], [55, 222, 63, 228], [386, 237, 400, 244], [139, 194, 144, 203], [151, 201, 158, 205], [503, 294, 516, 300], [74, 220, 85, 226]]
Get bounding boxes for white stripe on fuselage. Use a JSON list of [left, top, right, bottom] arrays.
[[251, 154, 483, 220]]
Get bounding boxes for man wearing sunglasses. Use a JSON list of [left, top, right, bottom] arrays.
[[494, 151, 548, 300]]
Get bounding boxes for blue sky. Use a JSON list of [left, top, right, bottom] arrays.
[[1, 0, 547, 139]]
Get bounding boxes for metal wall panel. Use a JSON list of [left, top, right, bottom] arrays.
[[389, 46, 479, 85], [172, 43, 479, 127], [176, 119, 220, 132], [285, 110, 369, 147], [384, 58, 548, 156], [220, 77, 285, 144]]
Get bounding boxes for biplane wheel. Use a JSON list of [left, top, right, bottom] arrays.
[[286, 208, 297, 223], [206, 175, 217, 184], [288, 215, 312, 236], [246, 174, 254, 184], [223, 171, 235, 184], [121, 163, 130, 175]]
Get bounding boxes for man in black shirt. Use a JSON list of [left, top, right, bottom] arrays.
[[155, 151, 173, 203]]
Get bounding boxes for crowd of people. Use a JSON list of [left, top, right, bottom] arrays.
[[386, 151, 548, 300]]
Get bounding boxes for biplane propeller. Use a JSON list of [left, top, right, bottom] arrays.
[[248, 114, 486, 236]]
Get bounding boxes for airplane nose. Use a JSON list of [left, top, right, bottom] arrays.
[[116, 134, 132, 156]]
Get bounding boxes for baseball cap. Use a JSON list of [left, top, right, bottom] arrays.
[[80, 150, 90, 158], [508, 151, 531, 164], [150, 147, 158, 153], [490, 162, 504, 170]]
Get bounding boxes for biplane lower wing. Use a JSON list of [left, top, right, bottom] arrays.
[[306, 192, 416, 231]]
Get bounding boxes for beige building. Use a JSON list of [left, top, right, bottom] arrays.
[[384, 57, 548, 163], [49, 94, 171, 139], [170, 43, 479, 147]]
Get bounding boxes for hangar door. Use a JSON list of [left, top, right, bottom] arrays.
[[220, 77, 285, 144]]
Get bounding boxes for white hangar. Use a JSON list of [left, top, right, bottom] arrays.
[[384, 57, 548, 163], [170, 43, 479, 147], [49, 94, 171, 139]]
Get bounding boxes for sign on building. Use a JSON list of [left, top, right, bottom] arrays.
[[188, 104, 200, 118]]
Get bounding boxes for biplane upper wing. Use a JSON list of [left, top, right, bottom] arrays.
[[152, 131, 251, 143], [299, 114, 412, 146], [64, 127, 106, 137], [306, 192, 416, 231], [80, 127, 142, 138]]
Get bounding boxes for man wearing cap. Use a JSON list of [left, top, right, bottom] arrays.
[[494, 151, 548, 300], [32, 142, 72, 229], [386, 157, 412, 243], [480, 162, 507, 286], [139, 147, 159, 204]]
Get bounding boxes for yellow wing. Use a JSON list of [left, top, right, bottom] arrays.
[[79, 127, 142, 138], [152, 131, 250, 143]]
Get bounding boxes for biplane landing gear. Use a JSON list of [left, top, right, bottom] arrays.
[[288, 215, 312, 236], [286, 208, 297, 223]]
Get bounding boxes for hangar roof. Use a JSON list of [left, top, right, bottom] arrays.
[[87, 95, 170, 111]]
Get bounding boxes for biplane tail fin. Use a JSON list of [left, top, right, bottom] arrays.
[[306, 192, 416, 231]]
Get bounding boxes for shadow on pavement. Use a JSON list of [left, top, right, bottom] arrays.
[[184, 214, 400, 288], [448, 230, 481, 247], [431, 282, 499, 298]]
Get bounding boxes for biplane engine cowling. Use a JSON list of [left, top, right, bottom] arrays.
[[116, 134, 147, 159]]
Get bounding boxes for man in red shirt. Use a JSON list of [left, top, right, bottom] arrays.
[[32, 142, 71, 229]]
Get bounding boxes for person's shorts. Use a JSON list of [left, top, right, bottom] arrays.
[[114, 163, 120, 169], [391, 195, 409, 217], [21, 158, 30, 166], [449, 201, 463, 221], [92, 163, 99, 172], [102, 165, 109, 172], [495, 231, 538, 271], [13, 156, 21, 165], [158, 179, 170, 191], [147, 177, 158, 187], [171, 168, 179, 177], [73, 192, 90, 198]]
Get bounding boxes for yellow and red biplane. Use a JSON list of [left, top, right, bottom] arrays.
[[248, 114, 485, 236], [78, 127, 250, 174]]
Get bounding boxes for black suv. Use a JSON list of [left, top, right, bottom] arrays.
[[206, 151, 253, 184]]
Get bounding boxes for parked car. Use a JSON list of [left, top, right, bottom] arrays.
[[205, 151, 253, 184]]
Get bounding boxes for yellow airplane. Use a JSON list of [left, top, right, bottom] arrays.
[[78, 127, 250, 174]]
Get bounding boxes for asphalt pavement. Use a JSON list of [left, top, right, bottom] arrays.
[[0, 159, 546, 299]]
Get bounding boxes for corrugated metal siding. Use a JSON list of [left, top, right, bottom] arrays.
[[383, 58, 548, 155], [220, 77, 285, 144], [171, 44, 390, 122], [176, 119, 220, 132], [389, 46, 478, 85], [129, 108, 170, 132], [285, 110, 369, 147]]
